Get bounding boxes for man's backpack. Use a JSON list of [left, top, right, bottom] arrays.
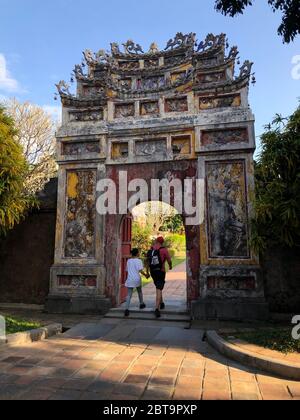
[[147, 248, 164, 272]]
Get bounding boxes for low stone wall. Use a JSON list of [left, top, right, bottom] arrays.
[[0, 179, 57, 305], [262, 246, 300, 313]]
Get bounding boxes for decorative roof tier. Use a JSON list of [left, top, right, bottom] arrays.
[[55, 33, 255, 107]]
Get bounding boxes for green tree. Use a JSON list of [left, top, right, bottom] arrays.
[[0, 106, 33, 235], [132, 223, 152, 257], [215, 0, 300, 43], [5, 99, 57, 194], [161, 214, 184, 234], [251, 106, 300, 252]]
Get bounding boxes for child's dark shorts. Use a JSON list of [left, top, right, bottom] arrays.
[[151, 270, 166, 291]]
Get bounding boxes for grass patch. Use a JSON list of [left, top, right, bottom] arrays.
[[2, 315, 42, 335], [172, 256, 186, 268], [229, 328, 300, 354]]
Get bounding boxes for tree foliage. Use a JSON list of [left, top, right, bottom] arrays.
[[0, 106, 33, 235], [133, 202, 177, 234], [5, 99, 57, 194], [251, 106, 300, 252], [161, 214, 184, 234], [215, 0, 300, 43], [132, 223, 152, 257]]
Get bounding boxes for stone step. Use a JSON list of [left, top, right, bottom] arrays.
[[109, 306, 189, 316], [105, 310, 191, 323]]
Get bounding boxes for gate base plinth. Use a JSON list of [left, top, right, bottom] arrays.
[[191, 298, 269, 321], [45, 295, 111, 315]]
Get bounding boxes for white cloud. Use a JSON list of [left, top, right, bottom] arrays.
[[0, 54, 19, 92], [43, 105, 62, 122]]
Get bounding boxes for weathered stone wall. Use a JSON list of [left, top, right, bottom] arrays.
[[262, 247, 300, 313], [0, 179, 57, 305]]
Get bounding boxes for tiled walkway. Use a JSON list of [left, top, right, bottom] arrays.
[[0, 262, 299, 400], [124, 262, 187, 312], [0, 319, 299, 400]]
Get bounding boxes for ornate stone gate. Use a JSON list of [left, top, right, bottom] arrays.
[[46, 33, 269, 320]]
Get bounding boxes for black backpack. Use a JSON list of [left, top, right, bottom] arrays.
[[147, 248, 164, 272]]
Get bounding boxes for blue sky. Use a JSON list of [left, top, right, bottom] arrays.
[[0, 0, 299, 151]]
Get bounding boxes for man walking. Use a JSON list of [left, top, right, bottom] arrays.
[[147, 237, 172, 318]]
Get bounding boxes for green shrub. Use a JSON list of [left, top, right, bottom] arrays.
[[251, 107, 300, 253], [0, 106, 33, 235]]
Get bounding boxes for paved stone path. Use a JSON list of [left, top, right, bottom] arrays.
[[0, 318, 299, 400], [0, 262, 299, 400]]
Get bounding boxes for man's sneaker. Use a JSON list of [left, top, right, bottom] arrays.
[[124, 310, 130, 317], [155, 309, 161, 319], [140, 303, 146, 310], [160, 302, 165, 310]]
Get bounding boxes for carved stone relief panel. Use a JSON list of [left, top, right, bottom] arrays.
[[206, 161, 250, 258], [172, 135, 191, 157], [137, 76, 165, 91], [199, 94, 241, 110], [62, 141, 100, 156], [207, 276, 256, 290], [164, 54, 186, 67], [197, 71, 226, 83], [144, 58, 159, 68], [197, 57, 219, 67], [112, 142, 129, 159], [202, 128, 249, 147], [118, 78, 132, 90], [58, 275, 97, 289], [114, 103, 135, 118], [65, 170, 97, 259], [140, 101, 160, 116], [170, 71, 187, 84], [135, 138, 167, 159], [69, 109, 103, 122], [82, 86, 106, 98], [118, 60, 140, 70], [165, 97, 188, 113]]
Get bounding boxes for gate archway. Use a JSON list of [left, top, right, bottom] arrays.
[[47, 32, 269, 320]]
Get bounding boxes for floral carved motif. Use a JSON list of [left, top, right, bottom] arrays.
[[62, 141, 100, 156], [135, 139, 167, 158], [207, 277, 255, 290], [58, 276, 97, 289], [114, 103, 135, 118], [165, 97, 188, 113], [197, 71, 226, 83], [140, 101, 160, 116], [199, 94, 241, 110], [202, 128, 248, 146], [69, 109, 103, 122]]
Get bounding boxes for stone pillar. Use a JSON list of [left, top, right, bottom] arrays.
[[46, 138, 111, 314], [191, 121, 269, 321]]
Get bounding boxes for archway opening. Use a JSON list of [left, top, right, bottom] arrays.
[[119, 201, 187, 311]]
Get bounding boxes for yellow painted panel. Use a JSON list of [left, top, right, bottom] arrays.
[[67, 172, 79, 199]]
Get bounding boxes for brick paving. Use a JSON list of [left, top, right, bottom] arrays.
[[0, 318, 299, 400], [0, 261, 298, 400]]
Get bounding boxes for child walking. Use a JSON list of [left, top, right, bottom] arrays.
[[124, 248, 149, 317]]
